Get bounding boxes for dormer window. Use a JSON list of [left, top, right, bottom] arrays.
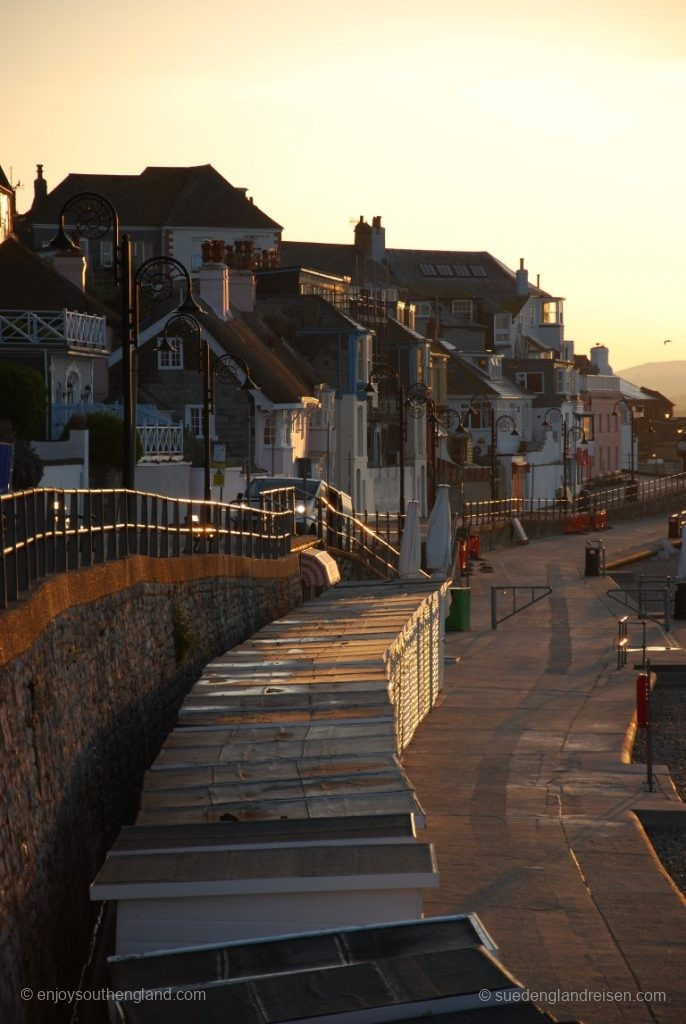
[[452, 299, 473, 322]]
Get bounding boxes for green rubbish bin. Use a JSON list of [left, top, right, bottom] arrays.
[[446, 587, 471, 631]]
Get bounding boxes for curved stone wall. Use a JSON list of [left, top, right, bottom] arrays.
[[0, 553, 302, 1024]]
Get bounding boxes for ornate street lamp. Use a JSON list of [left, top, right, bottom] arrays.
[[406, 382, 438, 509], [48, 192, 204, 489], [212, 353, 257, 495], [468, 395, 519, 501], [613, 397, 637, 483], [366, 363, 406, 515]]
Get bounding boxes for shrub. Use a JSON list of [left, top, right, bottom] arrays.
[[0, 360, 46, 440]]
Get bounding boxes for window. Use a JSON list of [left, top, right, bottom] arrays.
[[419, 263, 437, 276], [185, 405, 203, 438], [100, 240, 113, 268], [516, 372, 544, 393], [264, 413, 276, 447], [452, 265, 472, 277], [452, 299, 473, 321], [158, 339, 183, 370], [470, 265, 487, 277], [555, 368, 568, 394], [542, 300, 562, 325], [191, 253, 203, 271], [435, 263, 454, 276], [494, 313, 510, 347], [416, 302, 432, 317], [133, 240, 152, 266]]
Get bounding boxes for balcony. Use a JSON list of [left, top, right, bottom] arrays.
[[0, 309, 107, 351]]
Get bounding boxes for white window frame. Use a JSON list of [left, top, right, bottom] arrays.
[[416, 302, 432, 318], [158, 339, 183, 370], [185, 405, 216, 439]]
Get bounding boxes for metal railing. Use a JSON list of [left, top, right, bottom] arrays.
[[606, 580, 673, 629], [318, 500, 402, 578], [0, 309, 107, 349], [464, 470, 686, 526], [490, 585, 553, 630], [616, 616, 647, 669], [0, 487, 294, 610], [356, 510, 405, 548]]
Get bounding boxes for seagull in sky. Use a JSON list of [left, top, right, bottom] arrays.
[[664, 338, 674, 345]]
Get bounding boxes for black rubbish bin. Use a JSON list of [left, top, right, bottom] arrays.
[[674, 582, 686, 620], [668, 512, 685, 539], [584, 541, 604, 577]]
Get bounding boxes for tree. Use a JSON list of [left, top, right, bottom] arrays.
[[0, 360, 47, 440], [63, 412, 142, 486]]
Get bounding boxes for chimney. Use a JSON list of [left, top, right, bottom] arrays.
[[515, 258, 528, 297], [354, 216, 372, 258], [33, 164, 47, 207], [52, 248, 87, 291], [198, 239, 230, 318], [229, 269, 256, 312], [590, 344, 612, 375], [371, 215, 385, 263]]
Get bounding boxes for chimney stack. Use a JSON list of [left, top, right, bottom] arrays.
[[515, 257, 529, 297], [371, 215, 385, 263], [198, 239, 230, 318], [354, 216, 372, 258], [33, 164, 47, 208]]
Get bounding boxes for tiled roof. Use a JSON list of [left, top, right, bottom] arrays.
[[279, 241, 550, 315], [29, 165, 282, 231], [141, 299, 316, 406], [0, 237, 115, 319]]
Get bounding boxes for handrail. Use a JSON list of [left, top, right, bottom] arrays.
[[0, 487, 293, 611], [316, 497, 403, 578], [464, 470, 686, 526]]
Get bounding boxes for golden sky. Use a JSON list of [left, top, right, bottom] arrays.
[[4, 0, 685, 370]]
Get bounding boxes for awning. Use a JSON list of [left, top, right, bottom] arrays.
[[300, 549, 341, 590]]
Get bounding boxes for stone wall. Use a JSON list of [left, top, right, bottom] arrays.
[[0, 553, 302, 1024]]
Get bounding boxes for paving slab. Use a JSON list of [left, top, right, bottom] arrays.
[[403, 514, 686, 1024]]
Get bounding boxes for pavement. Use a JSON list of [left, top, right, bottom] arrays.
[[402, 514, 686, 1024]]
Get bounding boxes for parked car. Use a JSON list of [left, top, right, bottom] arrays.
[[247, 477, 352, 535]]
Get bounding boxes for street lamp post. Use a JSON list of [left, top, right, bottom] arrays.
[[366, 364, 405, 516], [49, 192, 203, 489], [162, 315, 212, 501], [613, 398, 636, 482], [213, 353, 257, 496], [469, 395, 519, 501], [565, 425, 586, 498], [406, 382, 437, 509]]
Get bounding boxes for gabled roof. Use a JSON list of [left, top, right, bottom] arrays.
[[30, 165, 282, 232], [0, 166, 11, 191], [129, 297, 316, 406], [0, 236, 115, 318]]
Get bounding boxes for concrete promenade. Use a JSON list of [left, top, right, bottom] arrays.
[[403, 515, 686, 1024]]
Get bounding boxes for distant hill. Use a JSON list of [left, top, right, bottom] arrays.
[[615, 360, 686, 414]]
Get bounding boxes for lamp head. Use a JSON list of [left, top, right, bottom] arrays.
[[176, 291, 207, 318], [47, 223, 80, 253]]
